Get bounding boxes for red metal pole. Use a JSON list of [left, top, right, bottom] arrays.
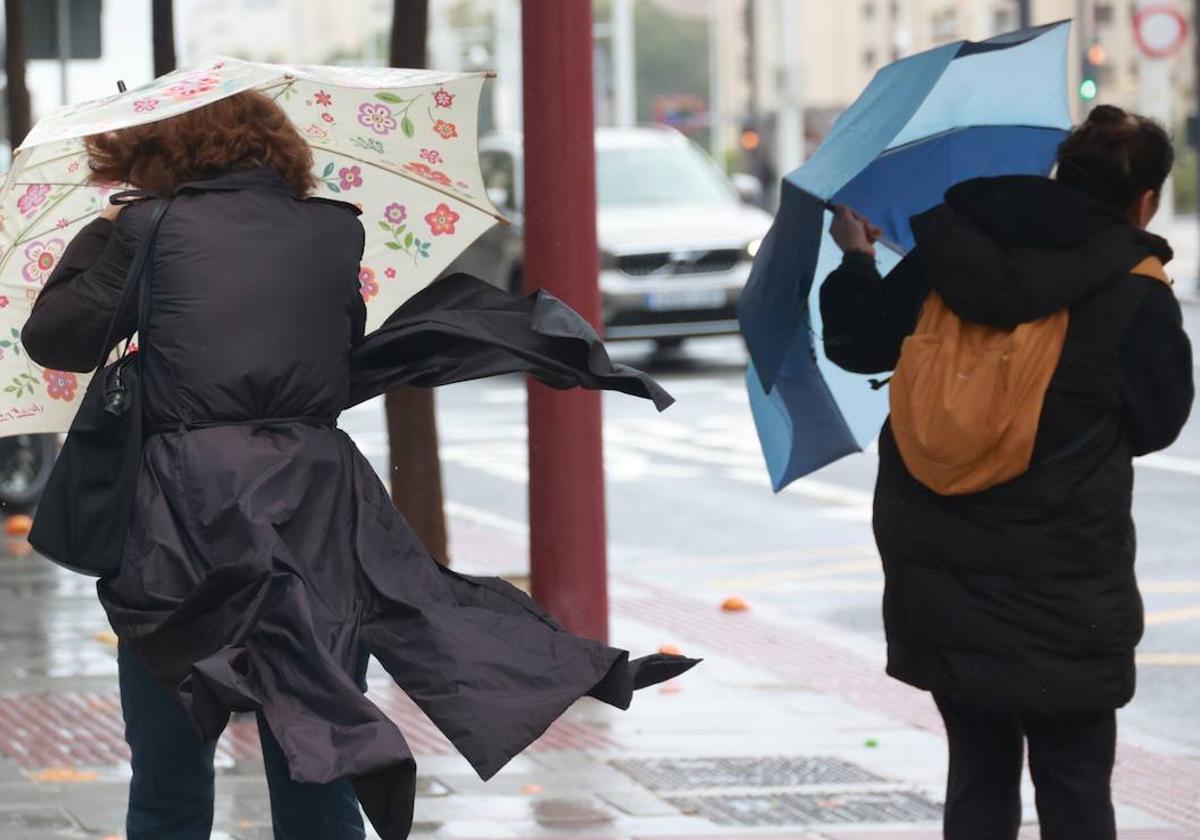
[[521, 0, 609, 643]]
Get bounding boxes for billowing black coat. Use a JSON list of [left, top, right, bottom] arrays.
[[23, 168, 693, 839], [820, 176, 1193, 716]]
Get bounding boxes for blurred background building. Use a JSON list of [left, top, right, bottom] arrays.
[[2, 0, 1198, 207]]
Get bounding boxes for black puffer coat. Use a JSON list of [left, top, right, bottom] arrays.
[[22, 167, 694, 840], [820, 176, 1193, 716]]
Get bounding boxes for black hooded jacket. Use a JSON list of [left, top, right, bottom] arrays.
[[820, 176, 1193, 715]]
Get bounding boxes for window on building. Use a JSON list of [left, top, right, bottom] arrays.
[[1096, 3, 1115, 24], [863, 2, 876, 20], [864, 48, 877, 68]]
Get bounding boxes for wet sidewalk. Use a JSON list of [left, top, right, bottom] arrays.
[[0, 518, 1198, 840]]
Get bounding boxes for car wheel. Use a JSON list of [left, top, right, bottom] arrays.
[[0, 434, 58, 513]]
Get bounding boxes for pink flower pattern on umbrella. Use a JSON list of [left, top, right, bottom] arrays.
[[17, 184, 51, 216], [358, 267, 379, 301], [338, 166, 363, 191], [433, 120, 458, 140], [358, 102, 398, 135], [403, 162, 452, 187], [134, 98, 159, 112], [425, 204, 460, 237], [314, 90, 333, 107], [384, 203, 407, 224], [0, 297, 9, 309], [43, 370, 78, 401], [56, 218, 70, 229], [434, 88, 454, 108], [165, 73, 219, 101], [420, 148, 442, 165], [22, 239, 65, 284], [385, 267, 396, 279]]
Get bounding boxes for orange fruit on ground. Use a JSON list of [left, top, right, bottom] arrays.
[[4, 514, 32, 536], [720, 595, 749, 612]]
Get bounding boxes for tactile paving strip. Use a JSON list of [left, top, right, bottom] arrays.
[[668, 790, 943, 826], [0, 684, 618, 769], [611, 756, 881, 791]]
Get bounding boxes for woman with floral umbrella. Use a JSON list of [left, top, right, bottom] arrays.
[[14, 71, 694, 840]]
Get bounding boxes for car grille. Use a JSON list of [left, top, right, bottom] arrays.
[[617, 249, 743, 277]]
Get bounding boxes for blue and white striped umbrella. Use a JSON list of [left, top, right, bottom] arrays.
[[738, 21, 1072, 491]]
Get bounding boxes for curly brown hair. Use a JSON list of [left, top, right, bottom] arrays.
[[85, 90, 316, 196]]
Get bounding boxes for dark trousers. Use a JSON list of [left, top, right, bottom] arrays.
[[935, 694, 1117, 840], [118, 643, 366, 840]]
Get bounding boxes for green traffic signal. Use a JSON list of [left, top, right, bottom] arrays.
[[1079, 78, 1098, 101]]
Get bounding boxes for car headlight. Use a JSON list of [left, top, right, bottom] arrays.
[[745, 238, 763, 259]]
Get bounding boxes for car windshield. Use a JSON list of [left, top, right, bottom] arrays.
[[597, 143, 735, 206]]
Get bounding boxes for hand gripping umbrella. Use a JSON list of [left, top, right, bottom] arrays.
[[0, 57, 504, 435], [737, 21, 1073, 492]]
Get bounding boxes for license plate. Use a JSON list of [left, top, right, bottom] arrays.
[[645, 289, 726, 311]]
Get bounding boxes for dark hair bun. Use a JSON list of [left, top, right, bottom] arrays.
[[1086, 104, 1131, 126], [1056, 105, 1174, 211]]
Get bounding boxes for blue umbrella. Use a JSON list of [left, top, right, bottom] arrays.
[[738, 21, 1073, 492]]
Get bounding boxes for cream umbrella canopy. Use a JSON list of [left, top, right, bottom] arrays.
[[0, 57, 504, 436]]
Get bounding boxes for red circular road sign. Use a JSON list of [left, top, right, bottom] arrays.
[[1134, 5, 1189, 58]]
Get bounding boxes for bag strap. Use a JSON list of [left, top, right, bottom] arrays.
[[1130, 256, 1171, 286], [92, 195, 172, 372]]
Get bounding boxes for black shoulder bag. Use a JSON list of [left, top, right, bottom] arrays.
[[30, 197, 172, 577]]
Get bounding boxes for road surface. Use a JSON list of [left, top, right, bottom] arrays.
[[342, 298, 1200, 755]]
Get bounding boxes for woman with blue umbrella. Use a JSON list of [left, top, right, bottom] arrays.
[[821, 107, 1192, 839]]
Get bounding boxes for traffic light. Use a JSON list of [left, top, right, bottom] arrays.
[[1080, 39, 1105, 102]]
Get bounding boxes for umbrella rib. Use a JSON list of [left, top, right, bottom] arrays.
[[307, 142, 506, 223], [20, 208, 105, 244], [11, 146, 87, 171]]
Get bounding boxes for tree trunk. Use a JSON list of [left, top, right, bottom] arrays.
[[390, 0, 429, 69], [4, 0, 32, 147], [151, 0, 177, 77], [386, 0, 448, 563]]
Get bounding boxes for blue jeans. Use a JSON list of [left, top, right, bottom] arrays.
[[118, 643, 366, 840]]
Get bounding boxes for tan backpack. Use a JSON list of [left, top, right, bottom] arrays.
[[889, 257, 1170, 496]]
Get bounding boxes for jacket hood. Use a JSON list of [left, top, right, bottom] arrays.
[[910, 176, 1172, 326]]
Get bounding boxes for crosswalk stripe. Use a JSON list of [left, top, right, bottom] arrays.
[[1145, 604, 1200, 626]]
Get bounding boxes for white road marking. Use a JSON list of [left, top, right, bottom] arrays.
[[1137, 451, 1200, 477], [1135, 652, 1200, 667], [445, 500, 528, 538], [1145, 604, 1200, 626]]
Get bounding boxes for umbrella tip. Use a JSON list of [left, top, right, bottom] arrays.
[[117, 80, 127, 93]]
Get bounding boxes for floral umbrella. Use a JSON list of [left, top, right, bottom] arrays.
[[0, 57, 504, 436]]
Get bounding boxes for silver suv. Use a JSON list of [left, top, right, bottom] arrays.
[[451, 127, 773, 347]]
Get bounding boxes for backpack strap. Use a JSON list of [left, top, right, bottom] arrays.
[[1130, 256, 1171, 286]]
